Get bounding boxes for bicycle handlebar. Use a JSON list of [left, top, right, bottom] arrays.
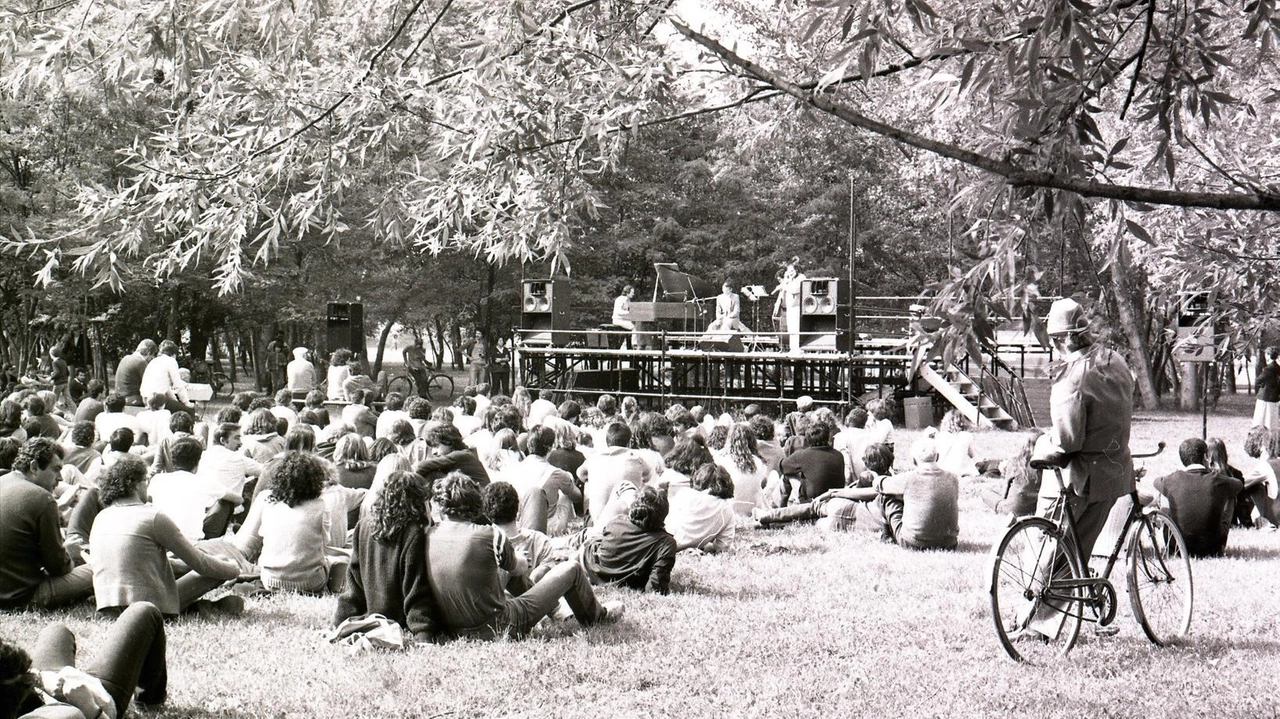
[[1028, 442, 1166, 471]]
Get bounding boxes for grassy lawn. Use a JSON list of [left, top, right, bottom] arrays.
[[4, 406, 1279, 718]]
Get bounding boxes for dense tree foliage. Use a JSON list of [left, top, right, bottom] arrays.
[[3, 0, 1277, 407]]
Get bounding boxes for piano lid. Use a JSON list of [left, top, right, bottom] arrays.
[[653, 263, 718, 302]]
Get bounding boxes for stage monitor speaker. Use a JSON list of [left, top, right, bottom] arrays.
[[798, 278, 850, 352], [326, 302, 365, 357], [521, 279, 571, 345]]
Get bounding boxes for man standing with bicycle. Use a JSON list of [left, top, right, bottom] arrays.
[[403, 337, 432, 399], [1021, 298, 1135, 641]]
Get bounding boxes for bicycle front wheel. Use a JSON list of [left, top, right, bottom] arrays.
[[991, 517, 1085, 663], [1127, 510, 1193, 646], [426, 373, 454, 401], [386, 375, 415, 399]]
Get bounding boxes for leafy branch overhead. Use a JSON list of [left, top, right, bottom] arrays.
[[3, 0, 1280, 339]]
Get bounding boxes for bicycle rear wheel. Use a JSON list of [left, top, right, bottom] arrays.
[[386, 375, 415, 399], [1127, 510, 1193, 646], [426, 373, 454, 401], [991, 517, 1085, 663]]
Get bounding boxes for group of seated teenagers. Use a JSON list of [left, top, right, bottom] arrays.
[[0, 379, 1104, 719]]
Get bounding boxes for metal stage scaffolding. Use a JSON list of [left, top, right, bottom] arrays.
[[513, 332, 912, 410]]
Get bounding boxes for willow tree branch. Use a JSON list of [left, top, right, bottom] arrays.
[[670, 21, 1280, 212]]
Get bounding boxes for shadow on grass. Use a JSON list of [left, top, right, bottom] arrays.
[[667, 580, 795, 600], [1223, 542, 1280, 560]]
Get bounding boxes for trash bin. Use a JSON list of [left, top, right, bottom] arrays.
[[903, 396, 933, 429]]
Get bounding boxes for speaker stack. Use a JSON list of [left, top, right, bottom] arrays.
[[521, 279, 571, 346], [798, 278, 850, 352], [326, 302, 365, 357]]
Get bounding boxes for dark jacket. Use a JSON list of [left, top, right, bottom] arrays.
[[333, 516, 442, 642]]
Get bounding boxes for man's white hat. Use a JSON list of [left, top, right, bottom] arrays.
[[1046, 298, 1089, 336]]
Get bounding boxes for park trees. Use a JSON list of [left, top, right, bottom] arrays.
[[4, 0, 1278, 406]]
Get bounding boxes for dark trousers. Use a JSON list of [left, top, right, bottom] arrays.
[[30, 602, 168, 715]]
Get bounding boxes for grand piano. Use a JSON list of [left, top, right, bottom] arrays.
[[625, 263, 717, 345]]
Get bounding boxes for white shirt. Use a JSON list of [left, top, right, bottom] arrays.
[[270, 405, 298, 433], [148, 470, 228, 541], [612, 294, 632, 326], [375, 409, 411, 440], [135, 408, 172, 446], [95, 412, 143, 447], [139, 354, 187, 402], [196, 444, 263, 503]]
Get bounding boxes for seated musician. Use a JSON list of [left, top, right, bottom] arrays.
[[707, 281, 750, 335], [612, 285, 638, 349]]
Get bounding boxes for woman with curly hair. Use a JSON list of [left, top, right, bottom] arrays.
[[717, 424, 769, 515], [237, 452, 345, 594], [332, 471, 441, 642], [89, 455, 242, 616], [0, 398, 26, 442]]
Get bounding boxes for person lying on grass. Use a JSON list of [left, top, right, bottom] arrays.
[[582, 485, 677, 595], [2, 601, 167, 719], [333, 470, 443, 644], [425, 471, 623, 640]]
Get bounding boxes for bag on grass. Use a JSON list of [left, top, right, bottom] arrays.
[[325, 614, 406, 654]]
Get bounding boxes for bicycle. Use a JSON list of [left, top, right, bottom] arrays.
[[386, 368, 454, 402], [989, 441, 1193, 663]]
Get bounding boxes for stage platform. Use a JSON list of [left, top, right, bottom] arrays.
[[513, 343, 912, 410]]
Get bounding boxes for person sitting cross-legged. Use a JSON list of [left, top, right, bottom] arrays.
[[424, 472, 623, 640], [501, 424, 581, 536], [774, 421, 846, 507], [89, 455, 243, 617], [851, 438, 958, 550], [1152, 437, 1244, 557], [147, 437, 239, 541], [236, 452, 348, 594], [582, 485, 677, 594]]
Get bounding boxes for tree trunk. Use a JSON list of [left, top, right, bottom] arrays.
[[1179, 360, 1201, 411], [373, 320, 396, 378], [1108, 241, 1160, 409]]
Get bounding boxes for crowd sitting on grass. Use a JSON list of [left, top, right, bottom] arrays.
[[4, 346, 1280, 717]]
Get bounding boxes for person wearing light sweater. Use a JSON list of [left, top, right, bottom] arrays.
[[89, 455, 241, 616], [237, 451, 345, 594], [665, 463, 736, 552]]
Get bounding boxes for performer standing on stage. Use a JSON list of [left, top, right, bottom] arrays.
[[612, 284, 638, 349], [773, 259, 805, 353]]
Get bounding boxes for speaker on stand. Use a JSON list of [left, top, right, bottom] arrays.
[[326, 302, 366, 358], [521, 279, 571, 346], [798, 278, 850, 352]]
